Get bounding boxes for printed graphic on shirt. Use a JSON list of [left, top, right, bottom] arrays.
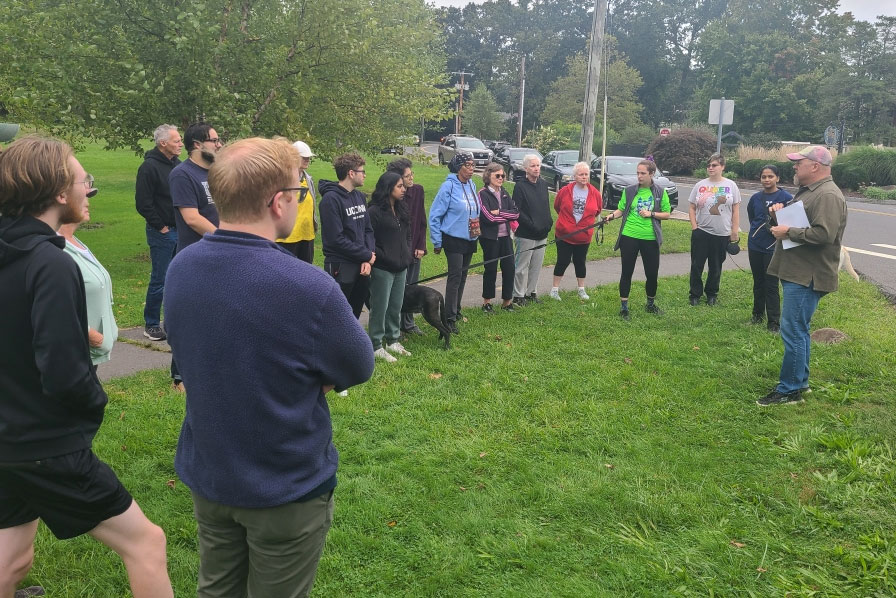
[[201, 181, 214, 204], [572, 193, 587, 215], [636, 195, 654, 213], [695, 185, 733, 215], [346, 204, 367, 219]]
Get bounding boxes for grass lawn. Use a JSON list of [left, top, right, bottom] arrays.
[[74, 143, 697, 329], [25, 268, 896, 596]]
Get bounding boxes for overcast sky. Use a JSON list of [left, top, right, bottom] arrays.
[[428, 0, 895, 23]]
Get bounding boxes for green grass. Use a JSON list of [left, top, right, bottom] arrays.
[[26, 271, 896, 596], [74, 143, 695, 328]]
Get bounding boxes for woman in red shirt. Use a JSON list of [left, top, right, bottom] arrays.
[[550, 162, 602, 300]]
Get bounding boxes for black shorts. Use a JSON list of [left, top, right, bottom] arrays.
[[0, 448, 133, 540]]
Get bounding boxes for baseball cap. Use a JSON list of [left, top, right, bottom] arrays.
[[786, 145, 832, 166], [292, 140, 315, 158]]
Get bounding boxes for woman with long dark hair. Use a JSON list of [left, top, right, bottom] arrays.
[[478, 162, 519, 312], [368, 171, 413, 362]]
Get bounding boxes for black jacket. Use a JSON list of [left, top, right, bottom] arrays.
[[135, 147, 181, 230], [369, 202, 412, 272], [318, 180, 375, 265], [512, 177, 553, 240], [0, 215, 108, 462]]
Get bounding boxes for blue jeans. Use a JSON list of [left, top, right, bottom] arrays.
[[144, 225, 178, 327], [778, 280, 824, 394]]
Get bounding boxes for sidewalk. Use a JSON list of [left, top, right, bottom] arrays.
[[97, 251, 742, 382]]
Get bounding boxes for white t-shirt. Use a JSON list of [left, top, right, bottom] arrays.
[[688, 177, 741, 236]]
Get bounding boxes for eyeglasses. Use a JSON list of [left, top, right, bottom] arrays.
[[352, 169, 366, 175], [493, 173, 505, 179], [77, 174, 95, 189], [266, 187, 309, 208], [205, 138, 223, 146]]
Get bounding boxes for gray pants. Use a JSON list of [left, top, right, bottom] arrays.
[[193, 490, 334, 598], [513, 236, 547, 298], [400, 258, 421, 330]]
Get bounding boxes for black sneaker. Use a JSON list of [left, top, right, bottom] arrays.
[[756, 389, 803, 407], [401, 326, 424, 336], [619, 308, 631, 321], [645, 303, 663, 315], [144, 325, 167, 341], [767, 322, 780, 333], [750, 314, 764, 325], [512, 297, 527, 307], [689, 297, 700, 306], [706, 296, 718, 306], [501, 303, 516, 311], [481, 303, 494, 314], [528, 293, 542, 304], [447, 321, 459, 334]]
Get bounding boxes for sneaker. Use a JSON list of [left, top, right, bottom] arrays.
[[619, 308, 631, 321], [386, 342, 412, 356], [750, 314, 764, 325], [482, 303, 494, 313], [756, 389, 804, 407], [501, 302, 516, 311], [528, 293, 542, 304], [144, 325, 167, 341], [706, 296, 718, 306], [577, 288, 590, 300], [549, 288, 561, 301], [15, 588, 45, 598], [402, 326, 424, 336], [337, 390, 349, 397], [801, 386, 812, 394], [645, 303, 663, 315], [767, 322, 780, 333], [374, 347, 397, 362], [512, 297, 527, 308], [689, 297, 700, 306]]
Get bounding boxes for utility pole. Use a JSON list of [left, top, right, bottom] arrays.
[[579, 0, 608, 163], [517, 56, 526, 146], [451, 70, 473, 135]]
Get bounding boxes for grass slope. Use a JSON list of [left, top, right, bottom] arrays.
[[26, 271, 896, 596]]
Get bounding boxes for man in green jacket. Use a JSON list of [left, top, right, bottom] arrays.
[[757, 146, 847, 407]]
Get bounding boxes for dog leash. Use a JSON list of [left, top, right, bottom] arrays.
[[411, 217, 610, 286]]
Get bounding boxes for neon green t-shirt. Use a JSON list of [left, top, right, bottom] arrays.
[[620, 187, 671, 241]]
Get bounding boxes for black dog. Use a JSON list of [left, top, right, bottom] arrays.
[[401, 284, 452, 349]]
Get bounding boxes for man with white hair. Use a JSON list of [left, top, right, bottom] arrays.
[[757, 146, 847, 407], [135, 124, 183, 341], [511, 154, 552, 306], [276, 140, 318, 263]]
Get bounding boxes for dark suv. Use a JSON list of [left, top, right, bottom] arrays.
[[590, 156, 678, 210], [438, 134, 493, 167], [493, 147, 542, 182], [540, 150, 597, 191]]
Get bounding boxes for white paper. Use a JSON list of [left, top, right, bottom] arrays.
[[775, 200, 810, 249]]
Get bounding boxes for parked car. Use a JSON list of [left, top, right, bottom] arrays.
[[380, 134, 420, 154], [493, 147, 542, 182], [438, 134, 493, 167], [540, 150, 597, 191], [487, 140, 511, 153], [590, 156, 678, 210]]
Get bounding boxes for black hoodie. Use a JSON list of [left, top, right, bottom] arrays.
[[135, 147, 181, 231], [0, 215, 108, 462], [318, 180, 375, 265]]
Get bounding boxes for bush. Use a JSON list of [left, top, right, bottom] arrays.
[[522, 125, 568, 154], [722, 171, 739, 180], [833, 146, 896, 189], [725, 159, 744, 177], [646, 128, 716, 175], [774, 161, 795, 185], [862, 186, 896, 200], [693, 168, 707, 178], [743, 159, 767, 180]]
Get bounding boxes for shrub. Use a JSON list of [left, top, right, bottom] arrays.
[[833, 146, 896, 188], [862, 186, 896, 200], [722, 171, 739, 180], [743, 159, 767, 180], [646, 128, 716, 175], [522, 125, 567, 154], [774, 161, 795, 185], [725, 159, 744, 177], [832, 162, 871, 190], [693, 168, 708, 178]]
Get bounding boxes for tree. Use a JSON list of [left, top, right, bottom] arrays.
[[462, 85, 505, 140], [0, 0, 450, 155]]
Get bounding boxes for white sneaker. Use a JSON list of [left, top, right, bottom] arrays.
[[549, 288, 561, 301], [577, 287, 590, 300], [386, 342, 412, 356], [337, 390, 348, 397], [374, 347, 397, 363]]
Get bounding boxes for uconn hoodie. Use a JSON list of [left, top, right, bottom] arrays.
[[318, 180, 375, 266]]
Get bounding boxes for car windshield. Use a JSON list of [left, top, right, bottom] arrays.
[[554, 151, 596, 167], [456, 137, 487, 149], [509, 149, 541, 160], [605, 158, 642, 175]]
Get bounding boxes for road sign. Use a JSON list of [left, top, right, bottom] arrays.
[[708, 99, 734, 125], [824, 125, 840, 146], [659, 127, 671, 136], [454, 83, 469, 90]]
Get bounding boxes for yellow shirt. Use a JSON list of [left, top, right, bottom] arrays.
[[277, 173, 316, 243]]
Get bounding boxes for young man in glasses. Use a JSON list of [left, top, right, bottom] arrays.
[[0, 136, 173, 598], [164, 138, 374, 597], [275, 140, 318, 263]]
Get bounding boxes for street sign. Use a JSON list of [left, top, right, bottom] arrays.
[[454, 83, 469, 90], [708, 99, 734, 125], [824, 125, 840, 146], [659, 127, 671, 136]]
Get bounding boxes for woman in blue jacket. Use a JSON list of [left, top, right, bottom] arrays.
[[429, 153, 480, 333]]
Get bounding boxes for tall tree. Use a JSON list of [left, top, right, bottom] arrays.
[[462, 85, 506, 140]]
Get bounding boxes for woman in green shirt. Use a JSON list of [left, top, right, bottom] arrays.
[[606, 160, 671, 320], [58, 182, 118, 365]]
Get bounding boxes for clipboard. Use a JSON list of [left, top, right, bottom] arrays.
[[776, 200, 810, 249]]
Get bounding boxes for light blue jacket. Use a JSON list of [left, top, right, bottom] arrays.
[[429, 174, 480, 248], [64, 238, 117, 365]]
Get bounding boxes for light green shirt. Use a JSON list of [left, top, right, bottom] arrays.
[[64, 238, 118, 365], [620, 187, 671, 241]]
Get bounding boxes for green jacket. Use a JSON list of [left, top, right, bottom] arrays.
[[767, 176, 847, 293], [64, 238, 118, 365]]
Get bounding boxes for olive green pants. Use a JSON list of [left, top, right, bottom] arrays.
[[192, 490, 334, 598]]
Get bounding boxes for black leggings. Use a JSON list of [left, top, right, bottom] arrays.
[[480, 236, 515, 300], [553, 240, 588, 279], [618, 234, 660, 298]]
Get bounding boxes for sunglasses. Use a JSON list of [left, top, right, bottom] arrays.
[[493, 173, 505, 179]]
